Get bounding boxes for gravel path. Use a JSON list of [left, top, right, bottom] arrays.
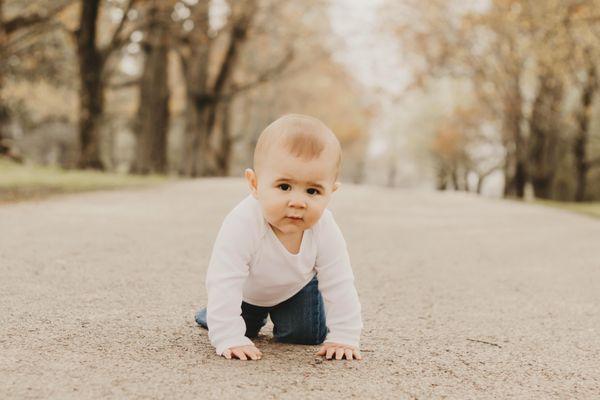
[[1, 179, 599, 399]]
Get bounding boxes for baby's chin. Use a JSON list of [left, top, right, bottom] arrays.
[[270, 218, 314, 234], [273, 223, 303, 234]]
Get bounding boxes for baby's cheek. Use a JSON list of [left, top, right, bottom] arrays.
[[306, 211, 320, 227], [265, 202, 282, 219]]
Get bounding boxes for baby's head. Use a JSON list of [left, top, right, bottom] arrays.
[[245, 114, 342, 236]]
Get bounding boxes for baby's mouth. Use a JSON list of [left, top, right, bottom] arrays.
[[286, 216, 303, 221]]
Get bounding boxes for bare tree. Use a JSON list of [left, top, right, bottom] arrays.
[[176, 0, 298, 177], [0, 0, 73, 160], [534, 1, 600, 201], [176, 0, 210, 177], [178, 0, 261, 177], [429, 106, 496, 192], [0, 0, 8, 158], [75, 0, 137, 169], [391, 0, 531, 198], [391, 0, 600, 200], [132, 0, 171, 174], [573, 51, 598, 201], [528, 70, 563, 200]]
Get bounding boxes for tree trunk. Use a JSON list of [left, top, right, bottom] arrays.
[[451, 167, 459, 190], [435, 161, 448, 190], [182, 101, 212, 177], [387, 158, 397, 188], [514, 148, 527, 198], [214, 101, 233, 176], [573, 57, 597, 202], [0, 0, 9, 158], [133, 2, 169, 174], [180, 0, 257, 177], [462, 168, 469, 192], [475, 164, 500, 195], [528, 72, 562, 200], [199, 1, 256, 177], [180, 1, 210, 177], [352, 157, 365, 184], [76, 0, 105, 169], [476, 176, 484, 195], [197, 99, 221, 176], [502, 74, 526, 198]]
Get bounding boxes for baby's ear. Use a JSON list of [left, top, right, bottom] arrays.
[[333, 181, 341, 192], [244, 168, 258, 197]]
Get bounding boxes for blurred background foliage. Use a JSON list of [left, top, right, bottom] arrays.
[[388, 0, 600, 202], [1, 0, 599, 203]]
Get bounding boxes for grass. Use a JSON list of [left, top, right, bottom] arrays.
[[0, 158, 168, 203], [531, 199, 600, 219]]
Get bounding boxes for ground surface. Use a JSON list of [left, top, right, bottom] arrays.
[[0, 158, 165, 203], [1, 179, 599, 399]]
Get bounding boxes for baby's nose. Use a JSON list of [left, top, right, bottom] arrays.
[[288, 196, 307, 208]]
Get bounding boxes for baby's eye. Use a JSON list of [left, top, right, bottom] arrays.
[[278, 183, 291, 191], [307, 188, 320, 196]]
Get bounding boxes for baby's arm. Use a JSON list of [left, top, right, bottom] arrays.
[[205, 215, 258, 358], [314, 210, 363, 359]]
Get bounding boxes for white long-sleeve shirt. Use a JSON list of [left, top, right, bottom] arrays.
[[205, 195, 363, 356]]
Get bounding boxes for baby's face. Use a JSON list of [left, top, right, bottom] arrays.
[[246, 145, 339, 237]]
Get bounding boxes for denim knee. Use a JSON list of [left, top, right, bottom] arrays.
[[274, 322, 328, 345], [270, 277, 328, 345], [272, 300, 328, 345]]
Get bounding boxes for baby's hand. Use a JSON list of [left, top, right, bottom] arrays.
[[223, 344, 262, 360], [316, 342, 362, 360]]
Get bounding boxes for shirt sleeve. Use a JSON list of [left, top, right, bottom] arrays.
[[205, 213, 256, 356], [315, 210, 363, 349]]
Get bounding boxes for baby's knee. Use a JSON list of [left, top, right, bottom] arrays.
[[274, 323, 327, 345]]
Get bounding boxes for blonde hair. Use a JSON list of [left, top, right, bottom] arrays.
[[253, 114, 342, 176]]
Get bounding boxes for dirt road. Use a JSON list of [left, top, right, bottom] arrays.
[[1, 179, 599, 399]]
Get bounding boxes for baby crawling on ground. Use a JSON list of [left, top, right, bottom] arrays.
[[195, 114, 363, 361]]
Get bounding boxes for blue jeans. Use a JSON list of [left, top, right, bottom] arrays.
[[195, 275, 328, 345]]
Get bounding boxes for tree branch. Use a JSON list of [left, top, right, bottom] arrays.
[[102, 0, 137, 58], [107, 78, 140, 90], [477, 163, 503, 178], [4, 0, 74, 35], [173, 44, 189, 79], [220, 49, 294, 101], [212, 0, 258, 96], [101, 19, 149, 80]]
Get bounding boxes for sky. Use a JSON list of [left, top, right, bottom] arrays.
[[329, 0, 413, 160], [329, 0, 409, 94]]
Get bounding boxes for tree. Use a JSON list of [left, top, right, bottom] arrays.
[[175, 0, 302, 177], [528, 70, 563, 199], [524, 0, 600, 201], [132, 0, 171, 174], [75, 0, 137, 169], [0, 0, 73, 160], [565, 2, 600, 201], [391, 0, 600, 200], [0, 0, 8, 157], [176, 0, 259, 176], [221, 0, 372, 181], [429, 106, 502, 193], [390, 0, 532, 198]]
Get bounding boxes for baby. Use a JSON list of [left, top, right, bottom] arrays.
[[195, 114, 363, 361]]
